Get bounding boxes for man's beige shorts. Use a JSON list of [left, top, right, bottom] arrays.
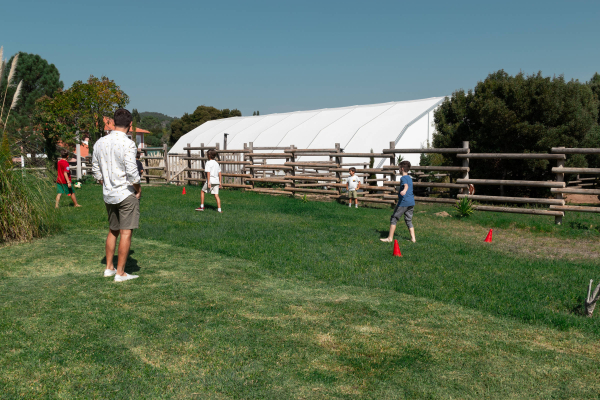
[[105, 195, 140, 231], [202, 182, 220, 195], [348, 189, 358, 199]]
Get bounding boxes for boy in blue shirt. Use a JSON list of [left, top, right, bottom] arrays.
[[380, 160, 416, 243]]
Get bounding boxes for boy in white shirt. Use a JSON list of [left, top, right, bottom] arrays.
[[346, 167, 361, 208], [196, 150, 222, 213]]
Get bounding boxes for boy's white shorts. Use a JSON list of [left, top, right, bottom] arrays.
[[202, 183, 219, 194]]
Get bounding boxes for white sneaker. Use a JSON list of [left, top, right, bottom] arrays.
[[104, 269, 117, 277], [114, 273, 139, 282]]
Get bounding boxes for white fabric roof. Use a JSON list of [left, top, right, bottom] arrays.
[[170, 97, 445, 166]]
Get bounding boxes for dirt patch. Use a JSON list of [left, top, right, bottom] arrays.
[[435, 211, 451, 217], [564, 194, 600, 205], [447, 222, 600, 261]]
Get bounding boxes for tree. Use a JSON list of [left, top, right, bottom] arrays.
[[0, 52, 62, 161], [169, 105, 242, 144], [144, 134, 162, 147], [588, 73, 600, 124], [132, 108, 141, 124], [139, 115, 161, 132], [433, 70, 599, 195], [253, 111, 256, 116], [34, 75, 129, 161]]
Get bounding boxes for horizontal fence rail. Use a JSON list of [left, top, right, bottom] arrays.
[[82, 141, 598, 224]]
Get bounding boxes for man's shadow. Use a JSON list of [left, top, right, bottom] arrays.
[[101, 250, 141, 274]]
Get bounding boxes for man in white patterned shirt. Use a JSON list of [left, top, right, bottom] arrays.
[[92, 109, 142, 282]]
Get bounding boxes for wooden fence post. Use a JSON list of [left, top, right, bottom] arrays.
[[144, 148, 150, 184], [186, 143, 192, 186], [555, 146, 565, 225], [163, 143, 169, 183], [251, 143, 257, 185], [461, 141, 470, 196], [462, 141, 469, 181], [334, 143, 342, 199], [389, 142, 397, 208], [200, 143, 206, 185], [243, 143, 250, 189], [288, 145, 296, 197]]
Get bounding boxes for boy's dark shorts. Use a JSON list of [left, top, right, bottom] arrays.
[[390, 205, 414, 228], [105, 195, 140, 231]]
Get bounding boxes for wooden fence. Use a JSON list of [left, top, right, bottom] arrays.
[[73, 141, 599, 224]]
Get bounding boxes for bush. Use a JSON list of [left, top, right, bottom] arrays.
[[433, 70, 600, 196], [0, 141, 60, 243], [77, 174, 95, 185], [454, 197, 475, 218]]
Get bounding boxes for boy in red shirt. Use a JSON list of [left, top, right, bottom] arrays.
[[56, 150, 81, 208]]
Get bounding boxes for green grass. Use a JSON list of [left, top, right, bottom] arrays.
[[2, 184, 600, 398], [62, 185, 600, 334]]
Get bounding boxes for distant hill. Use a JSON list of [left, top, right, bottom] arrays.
[[139, 112, 174, 123]]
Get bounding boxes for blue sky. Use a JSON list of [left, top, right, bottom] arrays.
[[2, 0, 599, 118]]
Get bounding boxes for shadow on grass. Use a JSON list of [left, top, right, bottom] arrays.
[[568, 295, 587, 317], [375, 229, 389, 238], [568, 221, 600, 234], [101, 250, 141, 274]]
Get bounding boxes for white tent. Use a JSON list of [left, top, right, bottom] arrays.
[[169, 97, 445, 166]]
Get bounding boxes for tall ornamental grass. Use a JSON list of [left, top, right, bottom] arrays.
[[0, 45, 60, 244], [0, 145, 60, 243]]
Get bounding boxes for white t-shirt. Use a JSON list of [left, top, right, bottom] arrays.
[[347, 175, 361, 190], [205, 160, 221, 184]]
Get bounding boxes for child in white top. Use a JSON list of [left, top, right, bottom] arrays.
[[346, 167, 361, 208], [196, 150, 222, 213]]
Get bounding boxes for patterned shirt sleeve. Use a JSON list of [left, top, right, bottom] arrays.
[[92, 143, 102, 181], [125, 142, 140, 184]]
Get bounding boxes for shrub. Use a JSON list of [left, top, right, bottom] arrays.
[[433, 70, 600, 197], [454, 197, 475, 218], [0, 139, 60, 243]]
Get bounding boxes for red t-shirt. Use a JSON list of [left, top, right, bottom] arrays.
[[57, 159, 71, 184]]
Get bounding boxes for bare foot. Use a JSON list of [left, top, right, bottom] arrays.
[[74, 205, 82, 207], [380, 238, 393, 242]]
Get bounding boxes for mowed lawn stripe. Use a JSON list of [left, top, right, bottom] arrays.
[[1, 230, 600, 398]]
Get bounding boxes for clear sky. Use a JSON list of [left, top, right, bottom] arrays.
[[2, 0, 599, 118]]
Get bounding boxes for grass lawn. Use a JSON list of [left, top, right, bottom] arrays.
[[1, 184, 600, 398]]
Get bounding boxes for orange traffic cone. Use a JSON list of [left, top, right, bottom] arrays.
[[393, 239, 402, 257], [484, 229, 493, 243], [182, 187, 186, 195]]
